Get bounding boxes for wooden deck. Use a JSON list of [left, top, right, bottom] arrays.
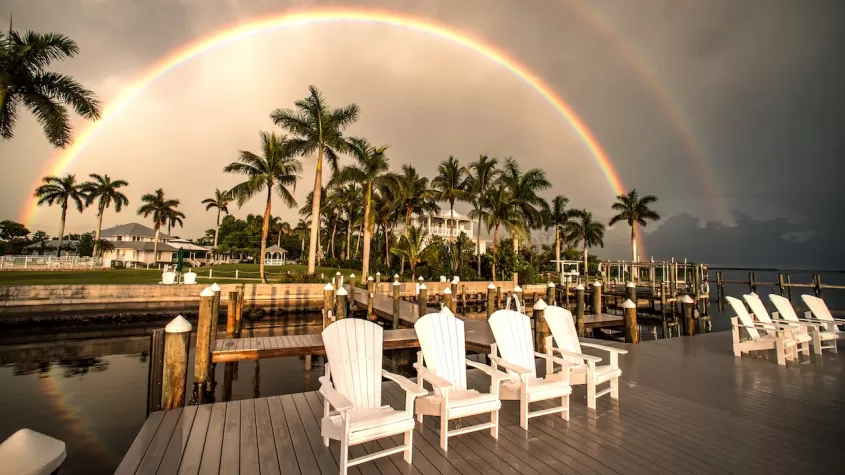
[[117, 331, 844, 474]]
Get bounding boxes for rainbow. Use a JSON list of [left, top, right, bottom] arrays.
[[20, 7, 647, 256]]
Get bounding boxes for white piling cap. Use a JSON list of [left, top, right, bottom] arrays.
[[576, 284, 585, 290], [200, 287, 215, 297], [376, 271, 381, 275], [443, 287, 452, 294], [367, 276, 373, 281], [336, 271, 341, 275], [488, 282, 496, 289], [349, 273, 355, 278], [210, 283, 221, 292], [165, 315, 192, 333], [593, 281, 602, 287], [682, 295, 695, 304], [336, 288, 348, 296], [394, 273, 399, 279], [626, 281, 635, 288], [533, 298, 547, 310], [514, 285, 522, 292], [324, 282, 334, 291], [420, 283, 427, 290], [393, 280, 400, 286], [547, 281, 555, 287], [418, 276, 424, 281], [622, 299, 637, 309]]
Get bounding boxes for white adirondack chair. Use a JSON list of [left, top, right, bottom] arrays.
[[182, 271, 197, 284], [727, 296, 797, 365], [320, 319, 426, 475], [541, 305, 628, 410], [414, 308, 509, 451], [801, 295, 844, 352], [743, 293, 810, 356], [769, 294, 838, 355], [488, 308, 572, 430], [159, 271, 176, 285]]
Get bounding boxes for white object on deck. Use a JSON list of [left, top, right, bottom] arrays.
[[542, 305, 628, 410], [769, 294, 838, 355], [165, 315, 192, 333], [320, 319, 425, 475], [414, 308, 507, 451], [159, 272, 176, 285], [727, 296, 797, 365], [801, 295, 844, 352], [488, 309, 572, 430], [0, 429, 66, 475], [744, 294, 810, 355], [182, 272, 197, 285]]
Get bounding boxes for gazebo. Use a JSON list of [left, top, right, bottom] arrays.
[[263, 245, 287, 266]]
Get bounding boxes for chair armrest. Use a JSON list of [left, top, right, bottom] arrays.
[[465, 359, 511, 382], [579, 342, 629, 355], [805, 311, 845, 324], [488, 355, 533, 376], [383, 370, 428, 397], [319, 381, 354, 412], [412, 364, 453, 391], [548, 345, 602, 363], [534, 351, 576, 367]]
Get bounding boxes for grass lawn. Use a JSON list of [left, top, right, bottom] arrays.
[[0, 263, 362, 286]]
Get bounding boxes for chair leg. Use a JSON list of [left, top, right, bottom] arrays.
[[417, 413, 423, 424], [587, 379, 597, 410], [519, 398, 529, 430], [403, 429, 413, 463], [490, 409, 499, 439], [339, 439, 349, 475], [561, 393, 570, 421], [440, 415, 449, 451], [323, 402, 330, 447], [610, 376, 620, 400]]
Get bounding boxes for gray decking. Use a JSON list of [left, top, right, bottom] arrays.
[[115, 331, 844, 474]]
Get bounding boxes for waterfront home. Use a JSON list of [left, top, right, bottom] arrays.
[[99, 223, 176, 267], [166, 238, 213, 266], [395, 210, 489, 254]]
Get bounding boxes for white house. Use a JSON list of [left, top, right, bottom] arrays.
[[167, 238, 213, 266], [99, 223, 176, 267], [396, 210, 489, 255]]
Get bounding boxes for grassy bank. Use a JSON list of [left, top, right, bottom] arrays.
[[0, 263, 361, 285]]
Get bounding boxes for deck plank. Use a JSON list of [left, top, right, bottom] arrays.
[[114, 410, 166, 475], [176, 404, 213, 475], [135, 409, 184, 475], [197, 403, 227, 475], [239, 400, 260, 475], [219, 398, 241, 475], [253, 398, 281, 475], [266, 396, 306, 474], [155, 405, 199, 475], [280, 394, 322, 474]]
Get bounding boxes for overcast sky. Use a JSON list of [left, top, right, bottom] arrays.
[[1, 0, 842, 267]]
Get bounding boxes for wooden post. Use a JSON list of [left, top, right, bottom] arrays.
[[533, 298, 548, 352], [622, 299, 639, 344], [336, 287, 348, 320], [367, 277, 375, 320], [786, 273, 793, 301], [450, 281, 458, 313], [236, 284, 245, 337], [348, 273, 357, 310], [749, 272, 756, 293], [418, 283, 428, 317], [323, 283, 334, 327], [443, 287, 453, 314], [487, 282, 496, 317], [592, 281, 602, 315], [162, 315, 191, 410], [334, 272, 342, 293], [669, 262, 677, 297], [813, 273, 822, 297], [376, 272, 381, 293], [546, 281, 555, 306], [496, 286, 502, 308], [625, 281, 636, 305], [778, 273, 786, 297], [227, 291, 239, 337], [716, 271, 724, 312], [209, 283, 221, 344], [194, 287, 215, 387], [349, 273, 357, 290], [682, 295, 695, 336], [575, 284, 585, 337], [392, 281, 401, 329]]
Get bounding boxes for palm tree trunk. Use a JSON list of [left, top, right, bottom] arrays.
[[259, 188, 272, 283], [94, 203, 105, 257], [491, 225, 499, 279], [555, 227, 561, 275], [476, 218, 482, 277], [400, 257, 405, 275], [631, 224, 637, 262], [513, 235, 519, 253], [384, 225, 391, 268], [355, 223, 362, 257], [362, 184, 373, 279], [345, 219, 351, 260], [307, 147, 324, 274], [406, 207, 412, 226], [449, 202, 455, 241], [583, 243, 588, 278], [330, 220, 337, 259], [153, 224, 160, 268], [56, 203, 68, 257], [213, 208, 221, 248]]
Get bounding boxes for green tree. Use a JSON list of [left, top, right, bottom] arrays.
[[432, 156, 470, 241], [373, 181, 401, 269], [0, 220, 30, 254], [201, 189, 231, 248], [483, 185, 526, 279], [80, 173, 129, 252], [500, 157, 550, 252], [164, 207, 185, 236], [391, 225, 430, 281], [137, 188, 182, 265], [271, 85, 359, 274], [34, 174, 86, 256], [224, 131, 301, 282], [567, 210, 606, 276], [336, 137, 390, 280], [466, 155, 499, 275], [29, 230, 50, 255], [608, 189, 660, 262], [393, 164, 438, 225], [0, 27, 101, 147], [546, 195, 573, 275]]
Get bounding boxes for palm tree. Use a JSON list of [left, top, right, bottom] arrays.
[[373, 181, 401, 268], [466, 155, 499, 275], [164, 207, 185, 235], [567, 210, 606, 276], [608, 189, 660, 262], [432, 156, 470, 240], [224, 131, 301, 283], [336, 137, 390, 280], [500, 157, 550, 252], [483, 185, 526, 279], [1, 27, 101, 147], [294, 218, 309, 254], [137, 189, 182, 265], [546, 195, 573, 275], [393, 164, 438, 225], [93, 239, 115, 257], [201, 189, 231, 248], [391, 225, 429, 281], [34, 174, 86, 256], [80, 173, 129, 252], [332, 184, 362, 259], [271, 85, 359, 274]]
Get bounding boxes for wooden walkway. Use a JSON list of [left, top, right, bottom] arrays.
[[117, 331, 845, 474]]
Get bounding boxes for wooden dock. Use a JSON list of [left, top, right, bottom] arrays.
[[117, 330, 844, 474]]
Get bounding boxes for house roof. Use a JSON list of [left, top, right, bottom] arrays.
[[99, 223, 171, 239], [110, 241, 178, 252], [168, 240, 211, 252], [417, 210, 471, 221], [264, 244, 288, 254]]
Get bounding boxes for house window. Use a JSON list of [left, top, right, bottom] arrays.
[[116, 236, 123, 241]]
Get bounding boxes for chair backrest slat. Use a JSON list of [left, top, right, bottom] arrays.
[[743, 294, 777, 331], [488, 309, 537, 378], [802, 295, 835, 323], [769, 294, 799, 322], [542, 306, 584, 367], [415, 308, 467, 391], [727, 296, 760, 340], [322, 318, 383, 410]]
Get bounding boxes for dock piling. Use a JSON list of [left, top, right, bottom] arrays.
[[336, 287, 348, 320], [418, 283, 427, 318], [194, 287, 215, 388], [592, 281, 602, 315], [513, 285, 523, 310], [546, 281, 555, 306], [625, 281, 635, 304], [575, 284, 585, 337], [209, 283, 221, 344], [682, 295, 695, 336], [443, 287, 453, 314], [533, 298, 548, 352], [147, 329, 165, 415], [450, 280, 458, 313], [487, 282, 496, 317], [367, 277, 375, 320], [226, 291, 239, 337], [323, 283, 334, 327], [392, 281, 401, 329], [162, 316, 191, 410], [622, 299, 639, 344]]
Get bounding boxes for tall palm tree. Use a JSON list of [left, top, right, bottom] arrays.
[[271, 85, 359, 274], [608, 189, 660, 262], [137, 189, 182, 265], [393, 164, 438, 225], [332, 184, 362, 259], [294, 218, 309, 254], [391, 225, 430, 281], [164, 207, 185, 236], [483, 185, 526, 279], [80, 173, 129, 251], [201, 189, 231, 248], [466, 155, 499, 275], [546, 195, 572, 275], [224, 131, 301, 283], [567, 210, 606, 276], [432, 156, 470, 241], [34, 174, 86, 256], [336, 137, 390, 280], [1, 27, 101, 147], [500, 157, 550, 252]]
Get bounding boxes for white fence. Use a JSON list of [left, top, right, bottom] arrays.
[[0, 255, 103, 270]]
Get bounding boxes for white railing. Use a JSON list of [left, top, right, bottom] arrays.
[[264, 258, 287, 266], [0, 255, 103, 269], [426, 226, 473, 238]]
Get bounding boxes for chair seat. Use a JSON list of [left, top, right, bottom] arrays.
[[325, 406, 415, 444], [448, 390, 501, 417], [570, 364, 622, 385], [524, 377, 572, 402]]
